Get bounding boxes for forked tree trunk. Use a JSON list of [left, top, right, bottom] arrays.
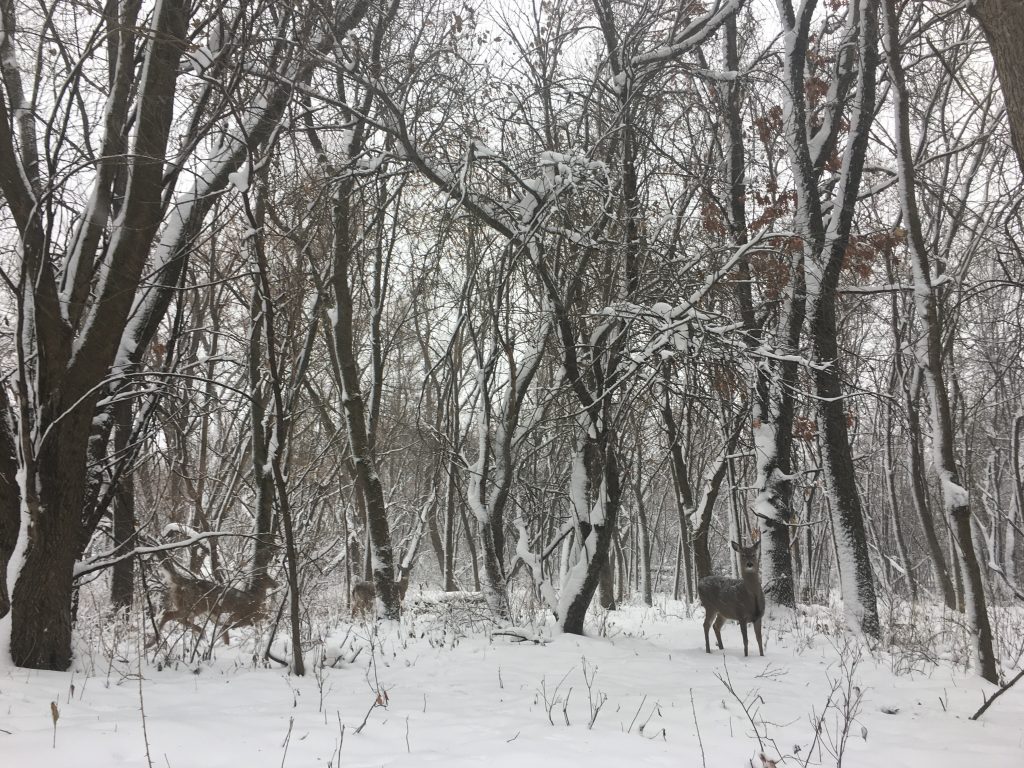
[[561, 438, 621, 634]]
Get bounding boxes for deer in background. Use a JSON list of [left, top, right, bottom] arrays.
[[351, 569, 410, 618], [697, 537, 765, 657], [149, 559, 277, 646]]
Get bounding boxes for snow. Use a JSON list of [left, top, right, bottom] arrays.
[[2, 597, 1020, 767], [0, 464, 32, 664], [471, 140, 497, 159], [187, 45, 216, 74], [228, 164, 250, 194], [939, 472, 969, 510]]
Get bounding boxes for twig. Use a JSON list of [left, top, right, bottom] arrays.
[[627, 694, 648, 734], [137, 626, 154, 768], [971, 668, 1024, 721], [715, 658, 765, 751], [690, 689, 707, 768], [280, 717, 295, 767], [334, 713, 345, 766]]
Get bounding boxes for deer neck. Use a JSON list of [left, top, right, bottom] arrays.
[[742, 570, 763, 597]]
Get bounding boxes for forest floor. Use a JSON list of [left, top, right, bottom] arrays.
[[2, 591, 1022, 767]]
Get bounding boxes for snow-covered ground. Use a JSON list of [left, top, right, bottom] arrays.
[[2, 594, 1022, 767]]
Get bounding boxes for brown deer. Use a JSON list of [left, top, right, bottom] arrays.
[[351, 570, 410, 618], [697, 538, 765, 657], [149, 560, 277, 646]]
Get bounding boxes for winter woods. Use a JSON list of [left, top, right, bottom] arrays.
[[0, 0, 1021, 691]]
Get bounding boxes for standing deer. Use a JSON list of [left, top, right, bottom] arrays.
[[697, 539, 765, 657], [149, 560, 277, 646], [351, 570, 410, 618]]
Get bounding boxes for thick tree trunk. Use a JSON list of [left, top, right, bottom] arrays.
[[10, 411, 93, 669], [804, 0, 881, 639], [812, 301, 880, 638], [0, 393, 19, 620], [561, 439, 621, 634], [599, 556, 617, 610], [722, 12, 798, 610], [970, 0, 1024, 170]]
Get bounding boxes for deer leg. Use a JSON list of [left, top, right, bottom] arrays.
[[146, 611, 173, 647], [703, 610, 716, 653], [152, 610, 205, 644], [754, 617, 764, 656], [713, 615, 726, 650], [739, 621, 749, 657]]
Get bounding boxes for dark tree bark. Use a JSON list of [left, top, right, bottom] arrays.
[[5, 0, 191, 669], [0, 0, 343, 669], [905, 374, 958, 608], [561, 437, 621, 633], [722, 11, 797, 608], [0, 389, 19, 620], [970, 0, 1024, 170], [883, 0, 997, 681], [109, 401, 137, 612], [661, 370, 696, 601]]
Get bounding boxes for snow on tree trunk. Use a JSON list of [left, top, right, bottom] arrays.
[[882, 0, 997, 682], [778, 0, 881, 638], [560, 437, 621, 634]]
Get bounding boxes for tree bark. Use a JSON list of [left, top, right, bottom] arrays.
[[110, 400, 137, 612], [969, 0, 1024, 170], [883, 0, 997, 681], [561, 437, 621, 634], [0, 389, 19, 620]]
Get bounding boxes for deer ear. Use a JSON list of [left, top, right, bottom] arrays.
[[730, 540, 740, 552]]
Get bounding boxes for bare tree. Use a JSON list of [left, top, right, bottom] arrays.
[[881, 0, 997, 682]]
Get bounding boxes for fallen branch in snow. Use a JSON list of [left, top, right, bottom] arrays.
[[492, 629, 551, 645], [970, 668, 1024, 721]]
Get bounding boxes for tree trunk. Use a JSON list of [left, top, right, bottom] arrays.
[[969, 0, 1024, 170], [634, 443, 652, 606], [10, 410, 93, 669], [906, 376, 958, 607], [883, 399, 918, 601], [883, 0, 997, 681], [110, 400, 137, 612], [662, 376, 695, 601], [443, 456, 458, 591], [331, 189, 399, 618], [561, 438, 621, 634], [0, 390, 19, 620]]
